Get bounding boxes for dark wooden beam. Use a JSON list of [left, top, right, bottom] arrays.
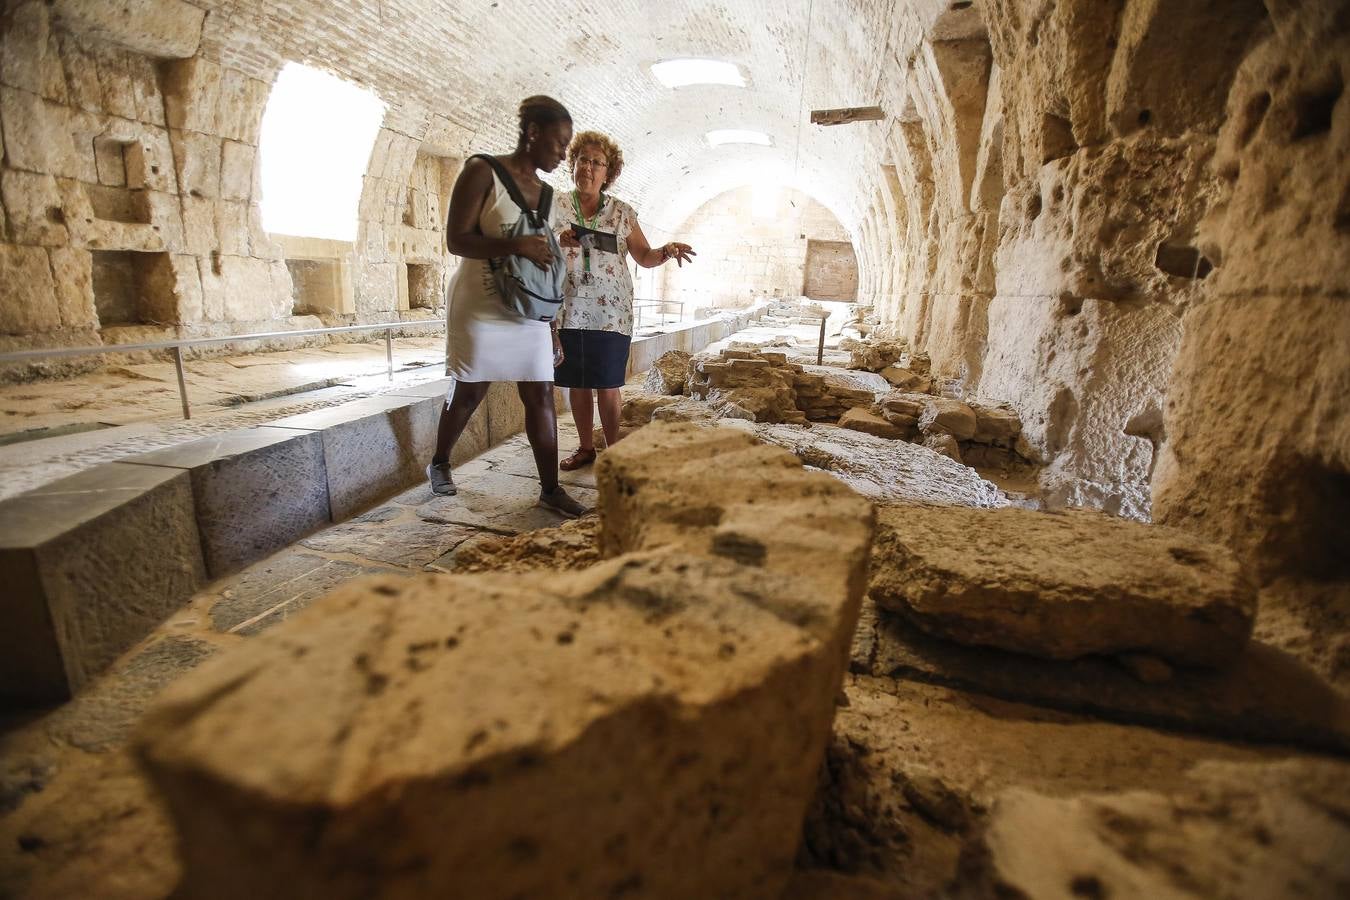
[[809, 105, 886, 126]]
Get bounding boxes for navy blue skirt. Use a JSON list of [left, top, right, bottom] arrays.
[[554, 328, 631, 389]]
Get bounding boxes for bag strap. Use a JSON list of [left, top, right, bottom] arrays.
[[468, 153, 548, 228]]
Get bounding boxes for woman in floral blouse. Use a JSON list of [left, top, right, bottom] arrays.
[[552, 131, 695, 469]]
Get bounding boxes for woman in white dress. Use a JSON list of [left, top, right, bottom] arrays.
[[426, 96, 585, 517]]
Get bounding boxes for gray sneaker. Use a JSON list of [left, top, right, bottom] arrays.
[[426, 461, 456, 496], [537, 485, 587, 518]]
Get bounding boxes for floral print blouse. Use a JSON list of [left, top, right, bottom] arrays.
[[552, 193, 638, 336]]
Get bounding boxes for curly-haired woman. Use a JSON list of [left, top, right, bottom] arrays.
[[551, 130, 695, 469]]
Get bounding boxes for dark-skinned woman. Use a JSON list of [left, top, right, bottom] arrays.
[[426, 95, 586, 517], [552, 130, 695, 469]]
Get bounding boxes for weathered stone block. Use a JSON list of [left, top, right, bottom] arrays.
[[918, 397, 977, 440], [219, 140, 254, 201], [642, 349, 691, 394], [0, 86, 80, 177], [273, 395, 440, 521], [0, 243, 61, 333], [0, 463, 205, 702], [126, 427, 332, 577], [839, 407, 907, 440], [53, 0, 205, 59], [870, 505, 1257, 667], [136, 423, 872, 899], [48, 246, 96, 327], [971, 403, 1022, 444], [1, 169, 69, 245]]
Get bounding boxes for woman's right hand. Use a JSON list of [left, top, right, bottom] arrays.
[[513, 235, 554, 270]]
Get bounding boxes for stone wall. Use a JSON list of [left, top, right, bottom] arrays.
[[660, 186, 852, 310]]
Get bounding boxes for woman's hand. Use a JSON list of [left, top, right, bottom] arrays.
[[558, 228, 581, 249], [551, 329, 565, 367], [513, 235, 555, 270], [662, 242, 696, 267]]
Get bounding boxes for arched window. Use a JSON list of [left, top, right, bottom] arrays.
[[258, 62, 386, 241]]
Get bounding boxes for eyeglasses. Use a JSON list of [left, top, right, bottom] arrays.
[[576, 155, 609, 169]]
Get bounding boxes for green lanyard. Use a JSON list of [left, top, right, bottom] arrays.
[[572, 191, 604, 274]]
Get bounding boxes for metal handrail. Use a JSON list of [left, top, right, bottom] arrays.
[[0, 319, 446, 420]]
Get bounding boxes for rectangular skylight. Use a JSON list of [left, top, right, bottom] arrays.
[[651, 58, 745, 89], [706, 129, 772, 147]]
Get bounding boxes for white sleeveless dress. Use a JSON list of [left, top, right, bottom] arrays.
[[445, 168, 554, 383]]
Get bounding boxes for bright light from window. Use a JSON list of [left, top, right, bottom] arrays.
[[651, 58, 745, 89], [259, 63, 387, 241], [706, 129, 772, 147]]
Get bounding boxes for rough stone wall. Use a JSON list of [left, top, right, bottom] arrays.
[[1153, 1, 1350, 581], [0, 2, 293, 355], [661, 186, 851, 310], [866, 0, 1276, 521]]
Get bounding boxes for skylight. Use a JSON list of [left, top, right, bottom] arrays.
[[259, 62, 387, 241], [706, 129, 772, 147], [651, 58, 745, 89]]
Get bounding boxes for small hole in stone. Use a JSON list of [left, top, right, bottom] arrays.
[[1026, 193, 1043, 222], [1137, 108, 1151, 126], [18, 834, 45, 853], [1290, 72, 1343, 141], [950, 0, 973, 8], [1058, 294, 1084, 316], [556, 631, 574, 645], [374, 585, 399, 596], [1069, 874, 1106, 899], [46, 206, 65, 225]]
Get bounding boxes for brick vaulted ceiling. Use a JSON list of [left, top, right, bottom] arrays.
[[187, 0, 954, 235]]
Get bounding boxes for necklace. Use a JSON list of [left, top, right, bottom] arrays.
[[572, 190, 605, 282]]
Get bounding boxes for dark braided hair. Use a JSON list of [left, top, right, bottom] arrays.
[[517, 95, 571, 146]]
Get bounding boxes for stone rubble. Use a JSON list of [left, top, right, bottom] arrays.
[[134, 423, 874, 899]]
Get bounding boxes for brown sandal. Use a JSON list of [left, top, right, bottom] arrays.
[[559, 448, 597, 471]]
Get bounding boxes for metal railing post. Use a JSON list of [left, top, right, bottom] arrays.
[[172, 345, 191, 420], [817, 317, 827, 366], [385, 327, 394, 380]]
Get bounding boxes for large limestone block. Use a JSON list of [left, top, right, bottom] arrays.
[[839, 407, 907, 440], [52, 0, 205, 59], [753, 423, 1008, 509], [642, 349, 691, 394], [136, 423, 873, 899], [272, 395, 440, 521], [917, 397, 977, 440], [0, 463, 205, 702], [870, 505, 1257, 667], [963, 760, 1350, 900], [0, 243, 61, 333], [126, 427, 331, 577]]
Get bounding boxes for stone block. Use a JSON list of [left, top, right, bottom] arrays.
[[125, 427, 332, 578], [642, 349, 691, 394], [0, 243, 61, 334], [0, 86, 79, 178], [1, 2, 66, 100], [870, 505, 1257, 667], [0, 463, 205, 702], [272, 396, 441, 521], [839, 407, 907, 440], [137, 423, 872, 898], [1, 168, 69, 245], [219, 140, 254, 201], [169, 129, 221, 199], [971, 403, 1022, 444], [161, 57, 220, 133], [483, 380, 525, 447], [48, 246, 96, 327], [52, 0, 205, 59], [917, 397, 977, 440]]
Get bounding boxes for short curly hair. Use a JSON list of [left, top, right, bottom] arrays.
[[568, 131, 624, 191]]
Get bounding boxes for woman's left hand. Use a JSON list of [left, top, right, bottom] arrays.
[[663, 242, 696, 267], [552, 330, 565, 367]]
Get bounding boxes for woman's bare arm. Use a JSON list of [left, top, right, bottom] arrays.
[[446, 157, 554, 270], [626, 218, 696, 269]]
